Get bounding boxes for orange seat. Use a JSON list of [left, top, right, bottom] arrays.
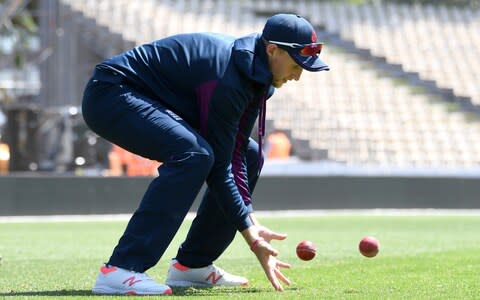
[[109, 145, 161, 176], [266, 131, 292, 159], [0, 143, 10, 174]]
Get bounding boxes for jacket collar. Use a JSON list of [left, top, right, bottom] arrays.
[[232, 33, 272, 86]]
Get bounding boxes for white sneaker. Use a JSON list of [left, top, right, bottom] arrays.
[[92, 264, 173, 295], [165, 259, 248, 287]]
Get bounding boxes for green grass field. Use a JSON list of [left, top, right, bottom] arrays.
[[1, 215, 479, 299]]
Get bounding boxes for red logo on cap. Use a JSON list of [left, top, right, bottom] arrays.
[[311, 31, 317, 43]]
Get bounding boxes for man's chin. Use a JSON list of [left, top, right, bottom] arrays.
[[272, 81, 284, 88]]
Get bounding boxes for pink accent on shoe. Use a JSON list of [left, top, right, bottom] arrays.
[[164, 288, 173, 295], [241, 281, 249, 287], [173, 262, 190, 271], [100, 265, 117, 274], [126, 290, 137, 295]]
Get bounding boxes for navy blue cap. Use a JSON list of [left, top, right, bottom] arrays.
[[262, 14, 329, 72]]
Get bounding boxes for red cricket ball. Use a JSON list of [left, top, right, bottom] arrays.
[[296, 240, 316, 261], [359, 236, 380, 258]]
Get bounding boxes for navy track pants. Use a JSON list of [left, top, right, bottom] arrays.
[[82, 72, 260, 272]]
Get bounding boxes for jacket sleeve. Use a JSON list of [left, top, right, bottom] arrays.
[[231, 101, 260, 212], [204, 83, 258, 232]]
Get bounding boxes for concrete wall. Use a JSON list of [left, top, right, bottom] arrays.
[[1, 175, 479, 216]]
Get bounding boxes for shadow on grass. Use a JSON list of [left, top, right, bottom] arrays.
[[0, 290, 92, 297], [0, 287, 298, 297], [173, 286, 299, 296]]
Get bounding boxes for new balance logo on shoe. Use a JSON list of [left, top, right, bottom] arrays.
[[205, 272, 223, 285], [122, 276, 143, 287]]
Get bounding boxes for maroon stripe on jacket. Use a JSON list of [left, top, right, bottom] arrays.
[[195, 80, 218, 137]]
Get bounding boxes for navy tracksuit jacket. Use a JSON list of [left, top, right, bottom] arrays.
[[82, 32, 274, 271]]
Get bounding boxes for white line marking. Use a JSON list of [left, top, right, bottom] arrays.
[[1, 209, 480, 223]]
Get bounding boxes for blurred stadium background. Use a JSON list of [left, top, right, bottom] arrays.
[[1, 0, 479, 215]]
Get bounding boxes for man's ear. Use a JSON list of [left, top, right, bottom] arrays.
[[266, 44, 278, 57]]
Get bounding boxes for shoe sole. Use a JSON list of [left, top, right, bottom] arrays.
[[165, 280, 248, 288], [165, 280, 211, 288], [92, 286, 173, 295]]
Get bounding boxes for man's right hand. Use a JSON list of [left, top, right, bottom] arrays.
[[251, 239, 291, 291], [241, 225, 291, 291]]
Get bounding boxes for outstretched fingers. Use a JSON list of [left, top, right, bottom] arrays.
[[269, 231, 288, 241], [265, 243, 279, 257], [264, 266, 282, 291], [276, 259, 291, 269], [259, 226, 288, 243], [274, 268, 291, 286], [254, 240, 291, 292]]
